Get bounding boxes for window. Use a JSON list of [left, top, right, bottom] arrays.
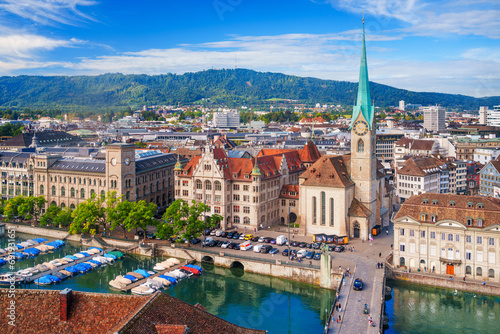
[[233, 216, 240, 224], [282, 199, 286, 206], [489, 269, 495, 278], [477, 218, 483, 227], [206, 194, 211, 202], [244, 217, 250, 225], [40, 185, 44, 195], [312, 196, 317, 224], [80, 188, 85, 199], [182, 190, 189, 197], [328, 198, 334, 226], [71, 188, 75, 197], [489, 252, 495, 264], [448, 234, 453, 241], [466, 218, 473, 226], [467, 202, 473, 208], [410, 229, 415, 237], [455, 234, 460, 242], [441, 233, 446, 240], [431, 215, 437, 222], [432, 199, 438, 205], [477, 236, 483, 244], [61, 187, 65, 196], [357, 139, 364, 153], [420, 213, 427, 221], [399, 244, 405, 252], [420, 231, 425, 238], [233, 184, 240, 191], [214, 181, 221, 191], [51, 186, 56, 196], [466, 252, 472, 260], [196, 180, 202, 189], [233, 194, 240, 201], [466, 265, 472, 274], [196, 193, 203, 201], [243, 185, 249, 191], [449, 201, 455, 207], [215, 195, 221, 202], [400, 229, 405, 236], [243, 206, 250, 214], [233, 205, 240, 213], [243, 195, 250, 202], [430, 231, 435, 239], [214, 207, 221, 214], [466, 235, 472, 243], [489, 238, 495, 246], [321, 191, 326, 225], [205, 180, 212, 190], [477, 267, 483, 276], [477, 203, 484, 209]]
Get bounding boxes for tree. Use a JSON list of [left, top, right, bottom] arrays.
[[40, 205, 62, 227], [69, 194, 106, 235], [4, 196, 26, 220], [5, 196, 46, 222], [108, 197, 134, 238], [160, 199, 222, 244], [124, 200, 157, 240]]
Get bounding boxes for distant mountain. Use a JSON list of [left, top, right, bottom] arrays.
[[0, 69, 498, 112]]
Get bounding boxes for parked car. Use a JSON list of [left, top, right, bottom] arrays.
[[210, 230, 217, 236], [290, 249, 298, 258], [263, 237, 273, 243], [227, 232, 234, 239], [298, 242, 307, 248], [207, 241, 216, 247], [216, 240, 224, 247], [276, 235, 288, 246], [203, 229, 211, 236], [215, 230, 222, 237], [190, 238, 201, 245], [253, 244, 264, 253], [260, 245, 273, 253], [233, 233, 240, 239], [270, 239, 276, 244], [239, 234, 246, 240], [221, 241, 231, 249], [269, 248, 279, 255], [244, 234, 254, 241], [251, 236, 260, 242], [305, 243, 312, 249], [258, 237, 266, 243], [282, 249, 289, 256], [291, 241, 299, 247], [306, 251, 314, 259], [240, 242, 252, 251], [353, 278, 363, 291], [297, 249, 308, 258], [312, 243, 320, 249], [228, 242, 239, 249], [334, 246, 345, 252], [313, 253, 321, 260], [220, 232, 228, 238]]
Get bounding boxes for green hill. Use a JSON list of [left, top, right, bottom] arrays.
[[0, 69, 497, 112]]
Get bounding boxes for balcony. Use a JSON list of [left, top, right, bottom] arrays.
[[439, 257, 462, 265]]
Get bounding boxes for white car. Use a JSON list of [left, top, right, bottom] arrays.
[[297, 249, 308, 258], [215, 230, 222, 237], [240, 242, 252, 251], [221, 241, 231, 249], [253, 244, 263, 253]]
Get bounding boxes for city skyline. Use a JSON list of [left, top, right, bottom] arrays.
[[0, 0, 498, 97]]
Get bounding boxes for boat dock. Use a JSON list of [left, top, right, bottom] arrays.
[[0, 239, 53, 259], [23, 247, 116, 284], [119, 260, 192, 292]]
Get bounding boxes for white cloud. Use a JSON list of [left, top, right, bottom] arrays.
[[0, 34, 72, 58], [0, 0, 97, 26]]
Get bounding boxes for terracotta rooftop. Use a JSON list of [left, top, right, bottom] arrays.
[[348, 198, 372, 217], [395, 193, 500, 228], [397, 157, 444, 177], [280, 184, 299, 199], [299, 140, 322, 163], [300, 155, 354, 188], [395, 138, 435, 151]]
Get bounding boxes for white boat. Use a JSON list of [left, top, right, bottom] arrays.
[[153, 263, 169, 271], [74, 253, 85, 259], [49, 260, 63, 267], [16, 270, 33, 278], [131, 285, 156, 296], [152, 276, 171, 287], [145, 279, 163, 290], [26, 267, 39, 275], [170, 270, 186, 279], [109, 279, 127, 290], [0, 273, 24, 285]]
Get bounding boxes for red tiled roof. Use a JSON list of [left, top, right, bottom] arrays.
[[348, 198, 372, 217], [397, 157, 443, 177], [299, 140, 322, 163], [300, 155, 354, 188], [155, 325, 188, 334], [280, 185, 299, 199], [395, 138, 435, 151], [395, 193, 500, 228]]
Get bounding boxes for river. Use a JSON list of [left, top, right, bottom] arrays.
[[1, 232, 334, 334]]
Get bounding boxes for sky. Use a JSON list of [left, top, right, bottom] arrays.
[[0, 0, 499, 97]]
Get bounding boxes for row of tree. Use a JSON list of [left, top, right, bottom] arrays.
[[0, 194, 222, 244]]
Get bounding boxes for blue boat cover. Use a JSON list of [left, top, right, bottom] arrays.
[[64, 266, 79, 274], [0, 259, 7, 266], [35, 276, 52, 285], [159, 275, 177, 284], [88, 260, 100, 266], [13, 252, 26, 259], [15, 244, 24, 249], [185, 264, 202, 272], [104, 254, 117, 259], [124, 275, 137, 281], [65, 255, 78, 260], [134, 269, 151, 278], [79, 252, 90, 257]]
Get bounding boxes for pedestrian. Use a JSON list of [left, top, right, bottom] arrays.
[[483, 281, 486, 285], [463, 276, 466, 282], [352, 247, 354, 252], [293, 234, 295, 239], [379, 252, 382, 258], [432, 266, 435, 273], [362, 237, 364, 243], [338, 315, 341, 323], [335, 302, 339, 311], [381, 262, 383, 269], [336, 316, 339, 323], [339, 265, 342, 271], [339, 305, 342, 313], [386, 229, 389, 235]]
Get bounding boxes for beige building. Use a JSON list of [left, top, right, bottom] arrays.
[[394, 193, 500, 281], [33, 144, 179, 211]]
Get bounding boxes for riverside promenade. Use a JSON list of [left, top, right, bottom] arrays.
[[327, 227, 393, 334]]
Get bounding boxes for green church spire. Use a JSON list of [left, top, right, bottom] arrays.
[[350, 18, 375, 130]]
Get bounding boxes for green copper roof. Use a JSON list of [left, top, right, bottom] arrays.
[[350, 21, 375, 130], [251, 156, 261, 176], [174, 154, 182, 170]]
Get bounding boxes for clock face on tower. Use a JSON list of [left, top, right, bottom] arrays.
[[125, 158, 130, 166], [111, 158, 117, 166], [353, 120, 369, 136]]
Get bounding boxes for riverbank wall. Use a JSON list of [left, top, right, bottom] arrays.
[[386, 263, 500, 296]]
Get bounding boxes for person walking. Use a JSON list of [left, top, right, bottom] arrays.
[[386, 228, 389, 235], [379, 252, 382, 258], [338, 315, 341, 323]]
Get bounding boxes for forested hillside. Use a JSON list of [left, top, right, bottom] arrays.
[[0, 69, 497, 112]]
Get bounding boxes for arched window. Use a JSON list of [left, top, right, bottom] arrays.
[[489, 269, 495, 278], [466, 265, 471, 275], [40, 185, 44, 195], [80, 188, 85, 198], [61, 187, 65, 197], [71, 188, 75, 197], [215, 181, 221, 191], [52, 186, 56, 196], [91, 189, 95, 198], [477, 267, 483, 276], [312, 196, 317, 224], [101, 190, 105, 198], [205, 180, 212, 190], [244, 217, 250, 225], [330, 198, 334, 226], [61, 203, 66, 208], [70, 204, 75, 210], [51, 201, 56, 206], [357, 139, 364, 153], [196, 179, 202, 189], [233, 216, 240, 224], [321, 191, 326, 225], [162, 194, 166, 205]]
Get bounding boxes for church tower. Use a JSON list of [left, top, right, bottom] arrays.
[[350, 19, 378, 238]]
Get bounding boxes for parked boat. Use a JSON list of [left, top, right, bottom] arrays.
[[123, 274, 138, 282], [131, 285, 155, 296], [35, 274, 61, 285], [169, 269, 186, 279], [109, 278, 127, 290], [0, 273, 24, 285], [103, 253, 117, 261], [64, 266, 79, 275], [52, 272, 69, 280], [153, 261, 172, 271], [159, 275, 177, 284], [127, 272, 144, 280], [16, 270, 33, 278], [108, 251, 124, 259], [49, 260, 63, 267], [0, 259, 7, 267], [152, 276, 171, 287], [59, 269, 72, 277], [185, 264, 203, 272], [134, 269, 153, 278], [64, 255, 77, 261], [84, 261, 98, 268], [180, 266, 199, 275], [73, 253, 85, 259]]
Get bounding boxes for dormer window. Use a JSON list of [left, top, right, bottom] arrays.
[[466, 217, 473, 226], [449, 201, 455, 207], [422, 199, 428, 204], [477, 218, 483, 227], [233, 173, 237, 178], [467, 202, 473, 208], [431, 214, 437, 222], [420, 213, 427, 221], [432, 199, 438, 205], [244, 174, 249, 179], [477, 203, 484, 209]]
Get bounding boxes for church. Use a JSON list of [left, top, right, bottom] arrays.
[[297, 23, 393, 240]]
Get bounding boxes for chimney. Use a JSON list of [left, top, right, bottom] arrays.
[[60, 288, 72, 321]]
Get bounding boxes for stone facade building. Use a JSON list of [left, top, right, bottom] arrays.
[[393, 193, 500, 282], [32, 144, 179, 211]]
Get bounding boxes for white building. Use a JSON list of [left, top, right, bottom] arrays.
[[399, 100, 405, 111], [479, 106, 488, 125], [422, 106, 446, 133], [213, 111, 240, 129], [487, 106, 500, 127], [474, 147, 500, 165]]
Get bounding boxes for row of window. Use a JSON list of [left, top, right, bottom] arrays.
[[417, 213, 483, 226], [281, 199, 296, 207], [400, 229, 495, 245], [41, 185, 105, 199], [312, 192, 334, 226]]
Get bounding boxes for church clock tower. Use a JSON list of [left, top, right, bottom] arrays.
[[350, 19, 378, 237]]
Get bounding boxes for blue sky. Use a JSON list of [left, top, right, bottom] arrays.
[[0, 0, 498, 97]]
